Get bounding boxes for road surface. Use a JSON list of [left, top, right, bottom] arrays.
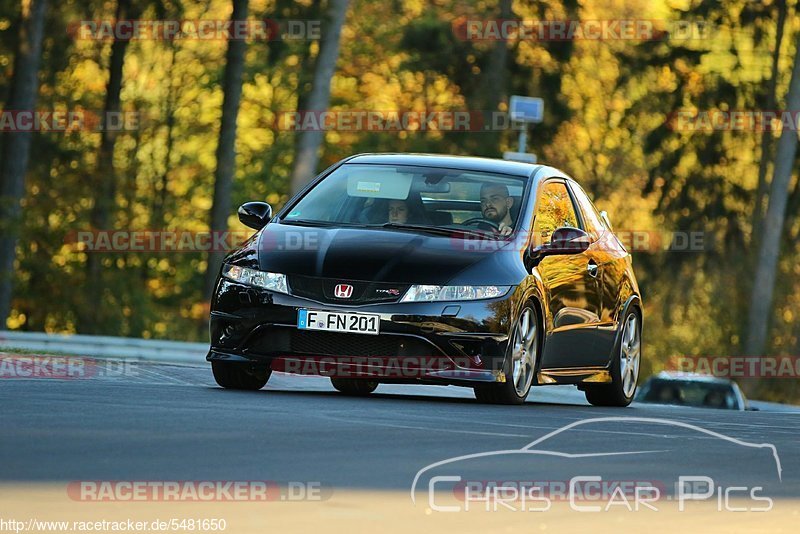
[[1, 360, 798, 532]]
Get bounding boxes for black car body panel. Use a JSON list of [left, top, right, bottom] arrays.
[[254, 224, 525, 285], [208, 154, 642, 390]]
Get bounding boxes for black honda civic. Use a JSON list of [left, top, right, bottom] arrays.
[[207, 153, 642, 406]]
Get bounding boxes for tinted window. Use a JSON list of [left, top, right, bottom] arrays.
[[570, 183, 606, 240], [532, 181, 579, 246], [637, 379, 739, 410], [282, 164, 528, 236]]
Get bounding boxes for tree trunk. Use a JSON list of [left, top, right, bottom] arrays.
[[0, 0, 49, 327], [473, 0, 511, 157], [80, 0, 137, 334], [750, 0, 787, 249], [288, 0, 350, 194], [204, 0, 250, 299], [745, 37, 800, 356], [295, 0, 323, 114]]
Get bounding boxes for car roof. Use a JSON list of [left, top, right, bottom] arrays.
[[345, 153, 542, 178], [651, 371, 735, 385]]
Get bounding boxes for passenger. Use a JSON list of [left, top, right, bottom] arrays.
[[388, 200, 410, 224], [387, 193, 429, 225]]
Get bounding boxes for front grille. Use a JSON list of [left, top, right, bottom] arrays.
[[288, 275, 409, 305], [289, 329, 438, 358]]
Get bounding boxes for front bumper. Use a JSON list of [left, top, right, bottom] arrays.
[[207, 278, 516, 385]]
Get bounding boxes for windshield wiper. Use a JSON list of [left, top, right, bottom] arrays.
[[280, 218, 367, 228], [377, 222, 489, 239], [281, 219, 500, 239]]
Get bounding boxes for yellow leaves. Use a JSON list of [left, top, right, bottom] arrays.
[[402, 0, 426, 18], [6, 311, 26, 330], [183, 302, 209, 320], [326, 130, 342, 145], [193, 196, 213, 211], [71, 59, 107, 95], [655, 66, 677, 92]]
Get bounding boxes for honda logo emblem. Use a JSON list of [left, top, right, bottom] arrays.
[[334, 284, 354, 299]]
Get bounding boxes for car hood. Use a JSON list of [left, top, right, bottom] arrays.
[[235, 223, 526, 285]]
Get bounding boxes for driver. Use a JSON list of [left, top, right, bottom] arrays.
[[480, 184, 514, 237]]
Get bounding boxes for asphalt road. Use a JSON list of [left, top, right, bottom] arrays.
[[1, 359, 798, 504]]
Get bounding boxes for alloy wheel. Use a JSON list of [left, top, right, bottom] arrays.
[[511, 307, 538, 397]]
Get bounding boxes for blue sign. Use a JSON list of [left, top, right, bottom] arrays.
[[509, 96, 544, 123]]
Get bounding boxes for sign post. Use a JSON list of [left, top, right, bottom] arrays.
[[503, 96, 543, 163]]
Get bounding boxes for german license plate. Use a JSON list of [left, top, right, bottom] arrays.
[[297, 309, 380, 335]]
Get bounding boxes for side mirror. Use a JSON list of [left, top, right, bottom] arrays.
[[529, 227, 591, 266], [238, 201, 272, 230], [549, 226, 591, 254]]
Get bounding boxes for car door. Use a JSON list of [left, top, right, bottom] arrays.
[[567, 181, 623, 363], [532, 179, 604, 368]]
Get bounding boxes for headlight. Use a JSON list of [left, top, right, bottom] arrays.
[[221, 264, 288, 294], [400, 285, 510, 302]]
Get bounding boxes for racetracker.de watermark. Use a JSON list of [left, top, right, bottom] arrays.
[[667, 110, 800, 132], [0, 356, 138, 379], [452, 19, 710, 41], [69, 19, 321, 41], [0, 111, 140, 132], [66, 229, 711, 254], [669, 356, 800, 379], [272, 355, 481, 378], [452, 229, 708, 253], [67, 481, 329, 502], [274, 111, 525, 132], [65, 230, 251, 253]]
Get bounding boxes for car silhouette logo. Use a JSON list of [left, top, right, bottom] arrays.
[[334, 284, 354, 298]]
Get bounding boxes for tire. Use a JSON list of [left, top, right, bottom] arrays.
[[211, 361, 271, 391], [473, 304, 540, 405], [330, 378, 378, 396], [584, 308, 642, 407]]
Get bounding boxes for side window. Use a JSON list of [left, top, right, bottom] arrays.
[[532, 181, 580, 247], [569, 183, 606, 241]]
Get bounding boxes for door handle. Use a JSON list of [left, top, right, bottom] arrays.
[[587, 260, 599, 278]]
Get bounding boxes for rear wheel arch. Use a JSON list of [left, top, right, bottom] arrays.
[[608, 294, 642, 366], [584, 305, 642, 407]]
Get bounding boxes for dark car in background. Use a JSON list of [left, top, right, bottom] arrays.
[[207, 154, 642, 406], [635, 371, 751, 410]]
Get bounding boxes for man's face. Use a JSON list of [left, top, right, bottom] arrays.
[[480, 185, 512, 223]]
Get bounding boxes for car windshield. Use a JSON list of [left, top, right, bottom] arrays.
[[636, 378, 739, 410], [281, 163, 528, 237]]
